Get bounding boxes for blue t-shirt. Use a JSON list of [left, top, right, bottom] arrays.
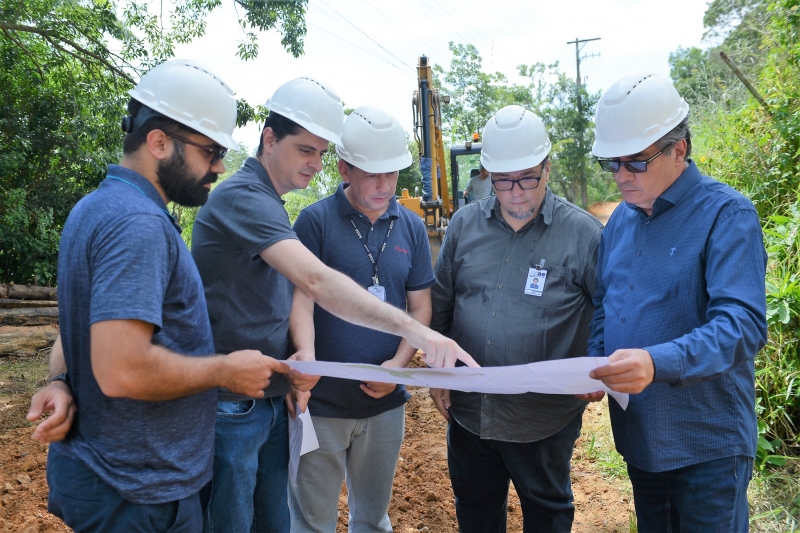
[[293, 184, 435, 419], [588, 160, 768, 472], [52, 165, 217, 504], [192, 157, 298, 399]]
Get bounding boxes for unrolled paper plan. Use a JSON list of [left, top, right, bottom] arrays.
[[285, 357, 628, 410]]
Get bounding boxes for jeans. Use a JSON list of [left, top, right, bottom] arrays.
[[289, 405, 405, 532], [47, 446, 202, 533], [627, 455, 753, 533], [447, 412, 583, 533], [203, 396, 289, 533]]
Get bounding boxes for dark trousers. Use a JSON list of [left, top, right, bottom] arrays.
[[47, 446, 203, 533], [447, 413, 583, 533], [627, 456, 753, 533]]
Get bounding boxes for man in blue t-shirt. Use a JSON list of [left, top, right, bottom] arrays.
[[25, 60, 289, 533], [289, 106, 433, 532]]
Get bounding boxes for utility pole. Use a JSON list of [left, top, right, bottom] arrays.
[[566, 37, 600, 209]]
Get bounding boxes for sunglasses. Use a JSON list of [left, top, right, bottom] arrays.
[[166, 132, 227, 165], [597, 149, 664, 174], [491, 175, 542, 191]]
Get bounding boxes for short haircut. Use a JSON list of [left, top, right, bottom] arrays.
[[122, 99, 199, 154], [256, 111, 304, 156], [655, 115, 692, 160]]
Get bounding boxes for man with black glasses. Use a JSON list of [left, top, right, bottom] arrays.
[[585, 71, 767, 533], [429, 105, 603, 532]]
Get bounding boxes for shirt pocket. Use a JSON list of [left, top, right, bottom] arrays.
[[518, 265, 569, 309]]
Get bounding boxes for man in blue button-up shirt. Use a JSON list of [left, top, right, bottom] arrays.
[[586, 71, 767, 532]]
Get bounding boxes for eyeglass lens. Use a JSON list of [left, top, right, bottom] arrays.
[[492, 177, 541, 191]]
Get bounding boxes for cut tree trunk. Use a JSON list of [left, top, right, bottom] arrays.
[[0, 326, 59, 356], [0, 284, 57, 301], [0, 308, 59, 327], [0, 299, 58, 309]]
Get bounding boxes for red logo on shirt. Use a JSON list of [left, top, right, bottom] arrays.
[[395, 245, 408, 254]]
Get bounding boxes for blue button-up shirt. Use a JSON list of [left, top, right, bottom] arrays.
[[588, 160, 768, 472]]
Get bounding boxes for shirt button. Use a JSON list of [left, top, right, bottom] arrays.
[[621, 317, 626, 323], [483, 394, 488, 399], [505, 258, 509, 262], [491, 312, 496, 317], [645, 220, 650, 225], [498, 284, 503, 289], [486, 340, 491, 345], [636, 250, 642, 256]]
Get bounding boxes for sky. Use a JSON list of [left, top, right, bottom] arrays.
[[173, 0, 712, 152]]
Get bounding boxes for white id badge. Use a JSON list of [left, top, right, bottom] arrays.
[[368, 284, 386, 301], [524, 267, 547, 297]]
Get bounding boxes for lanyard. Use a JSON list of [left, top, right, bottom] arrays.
[[106, 175, 178, 226], [349, 216, 395, 285]]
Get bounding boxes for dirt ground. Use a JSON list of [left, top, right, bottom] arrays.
[[1, 353, 632, 533], [586, 201, 621, 226]]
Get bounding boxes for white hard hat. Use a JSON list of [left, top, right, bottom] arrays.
[[265, 77, 344, 146], [592, 71, 689, 158], [128, 59, 238, 150], [336, 106, 412, 173], [480, 105, 551, 173]]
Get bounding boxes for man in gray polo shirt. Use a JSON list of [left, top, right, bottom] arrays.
[[429, 105, 602, 533], [192, 79, 476, 533]]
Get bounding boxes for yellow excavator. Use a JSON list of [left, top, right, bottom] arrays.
[[397, 55, 482, 261]]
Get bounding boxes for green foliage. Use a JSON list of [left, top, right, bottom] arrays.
[[0, 189, 60, 285], [432, 46, 616, 209], [396, 137, 423, 196], [0, 0, 308, 283], [687, 0, 800, 458]]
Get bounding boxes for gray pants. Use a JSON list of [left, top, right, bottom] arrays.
[[289, 405, 406, 532]]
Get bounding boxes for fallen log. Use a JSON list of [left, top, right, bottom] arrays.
[[0, 308, 59, 327], [0, 284, 57, 301], [0, 325, 59, 356], [0, 299, 58, 309]]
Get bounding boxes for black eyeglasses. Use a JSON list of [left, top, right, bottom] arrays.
[[166, 132, 227, 165], [597, 149, 664, 174], [491, 175, 542, 191]]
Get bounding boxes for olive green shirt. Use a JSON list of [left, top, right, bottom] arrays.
[[431, 188, 602, 442]]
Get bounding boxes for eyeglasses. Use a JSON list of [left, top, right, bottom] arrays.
[[491, 175, 542, 191], [597, 149, 664, 174], [166, 132, 227, 165]]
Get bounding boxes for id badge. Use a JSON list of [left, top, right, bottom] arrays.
[[368, 284, 386, 301], [524, 267, 547, 297]]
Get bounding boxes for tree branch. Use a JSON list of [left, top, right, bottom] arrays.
[[1, 21, 135, 84], [1, 28, 45, 78]]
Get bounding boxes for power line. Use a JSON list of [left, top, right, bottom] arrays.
[[315, 0, 415, 71], [429, 0, 490, 50], [307, 21, 415, 80], [360, 0, 450, 60], [406, 0, 475, 53]]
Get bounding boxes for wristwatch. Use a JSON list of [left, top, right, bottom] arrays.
[[50, 372, 68, 383]]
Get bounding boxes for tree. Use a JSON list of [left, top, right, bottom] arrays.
[[433, 42, 507, 144], [0, 0, 309, 283]]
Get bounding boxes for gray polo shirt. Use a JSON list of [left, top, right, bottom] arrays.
[[431, 189, 602, 442], [192, 157, 297, 399]]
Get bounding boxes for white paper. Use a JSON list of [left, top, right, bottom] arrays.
[[288, 404, 320, 487], [285, 357, 628, 410]]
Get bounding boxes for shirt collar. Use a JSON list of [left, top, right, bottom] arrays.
[[483, 187, 555, 228], [626, 159, 702, 218], [243, 157, 285, 205], [104, 164, 182, 232], [106, 164, 167, 209], [335, 183, 399, 221]]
